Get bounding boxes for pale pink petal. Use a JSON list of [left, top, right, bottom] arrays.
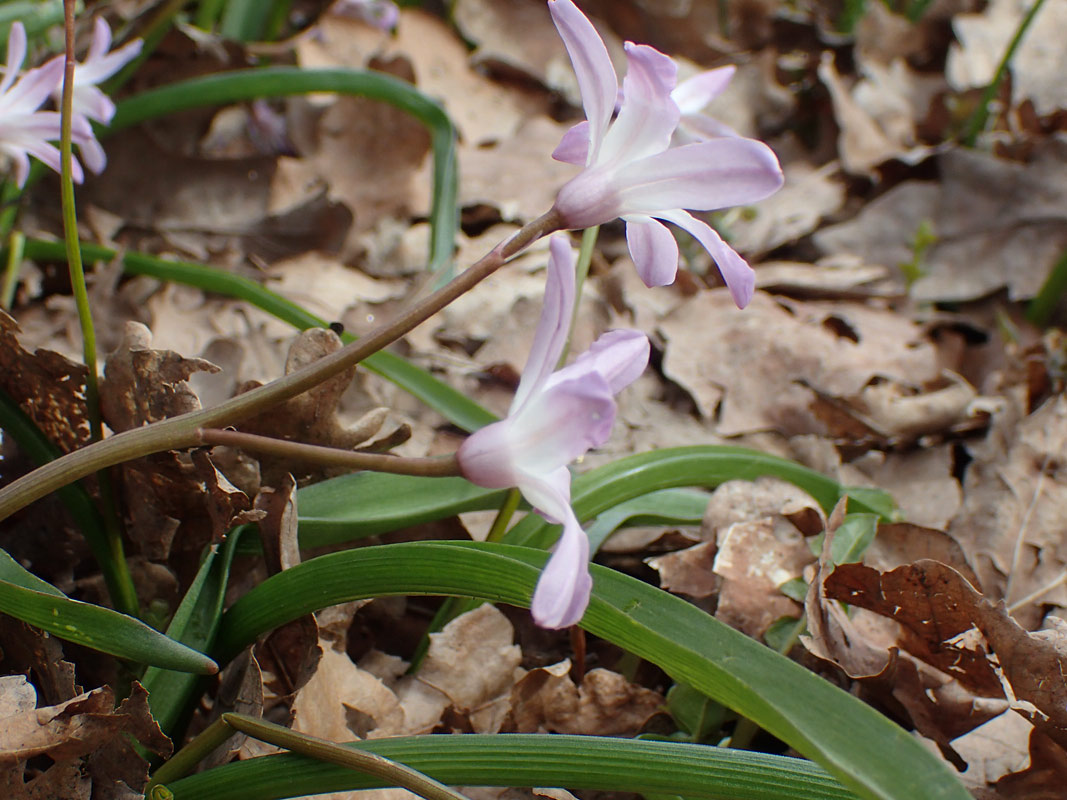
[[671, 65, 734, 114], [455, 418, 524, 490], [87, 17, 112, 61], [512, 235, 576, 411], [530, 507, 592, 628], [678, 114, 741, 141], [4, 59, 64, 111], [548, 0, 616, 162], [517, 464, 573, 524], [596, 43, 678, 167], [77, 135, 107, 174], [623, 216, 679, 287], [564, 329, 649, 394], [613, 137, 783, 215], [658, 208, 755, 308], [552, 120, 590, 165], [1, 22, 27, 94], [72, 36, 142, 86], [511, 372, 616, 473]]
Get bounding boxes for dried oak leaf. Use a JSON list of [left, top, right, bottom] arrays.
[[101, 321, 219, 432], [659, 291, 939, 435], [948, 0, 1067, 117], [0, 683, 169, 799], [508, 662, 663, 737], [825, 559, 1067, 747], [237, 328, 393, 461], [814, 142, 1067, 302], [0, 309, 90, 453], [949, 394, 1067, 616]]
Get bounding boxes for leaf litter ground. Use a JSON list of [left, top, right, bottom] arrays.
[[4, 0, 1067, 797]]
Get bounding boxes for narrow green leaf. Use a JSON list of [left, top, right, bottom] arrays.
[[293, 472, 507, 550], [213, 542, 968, 800], [0, 552, 216, 674], [142, 533, 242, 735], [830, 514, 880, 565], [161, 733, 859, 800], [505, 447, 896, 550]]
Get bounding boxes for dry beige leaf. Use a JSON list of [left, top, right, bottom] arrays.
[[0, 683, 169, 798], [293, 647, 405, 742], [713, 517, 812, 638], [417, 604, 523, 716], [721, 158, 845, 255], [849, 447, 962, 530], [950, 395, 1067, 615], [0, 676, 37, 718], [659, 291, 939, 435], [648, 541, 719, 598], [818, 52, 937, 176], [948, 0, 1067, 116], [754, 260, 892, 297], [265, 252, 407, 324], [814, 142, 1067, 302], [702, 477, 821, 540], [509, 663, 663, 737]]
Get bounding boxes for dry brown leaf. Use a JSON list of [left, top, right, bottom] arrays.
[[0, 683, 169, 798], [950, 395, 1067, 615], [948, 0, 1067, 117], [814, 143, 1067, 302], [647, 541, 719, 598], [713, 517, 812, 638], [417, 604, 523, 721], [509, 661, 663, 736], [660, 291, 939, 435], [818, 52, 937, 176]]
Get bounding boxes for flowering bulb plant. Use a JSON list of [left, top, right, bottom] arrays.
[[548, 0, 783, 304], [458, 236, 649, 628], [0, 6, 968, 800]]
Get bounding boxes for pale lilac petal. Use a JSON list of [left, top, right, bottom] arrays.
[[552, 121, 590, 165], [553, 163, 619, 229], [512, 235, 575, 411], [548, 0, 616, 162], [87, 17, 112, 61], [72, 85, 116, 124], [530, 506, 592, 629], [455, 418, 524, 490], [597, 43, 678, 167], [613, 137, 783, 214], [570, 329, 649, 394], [678, 114, 741, 141], [77, 135, 107, 174], [1, 22, 27, 93], [3, 59, 64, 111], [517, 465, 573, 524], [16, 138, 83, 184], [624, 216, 679, 287], [671, 65, 734, 114], [658, 209, 755, 308], [512, 372, 616, 473], [71, 36, 142, 86]]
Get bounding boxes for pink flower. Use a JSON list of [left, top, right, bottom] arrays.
[[49, 18, 143, 174], [0, 22, 92, 187], [332, 0, 400, 31], [547, 0, 783, 306], [457, 236, 649, 628]]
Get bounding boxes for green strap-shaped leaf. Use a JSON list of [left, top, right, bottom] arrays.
[[213, 541, 968, 800], [505, 446, 896, 549], [142, 533, 242, 734], [0, 549, 216, 674], [161, 733, 860, 800]]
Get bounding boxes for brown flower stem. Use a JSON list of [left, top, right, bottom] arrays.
[[196, 429, 460, 477], [0, 211, 562, 521]]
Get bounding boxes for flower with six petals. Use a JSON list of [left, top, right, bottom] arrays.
[[457, 236, 650, 628], [547, 0, 783, 306]]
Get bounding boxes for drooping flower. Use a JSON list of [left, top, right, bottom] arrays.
[[457, 236, 649, 629], [49, 17, 143, 174], [0, 22, 93, 187], [547, 0, 783, 307]]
